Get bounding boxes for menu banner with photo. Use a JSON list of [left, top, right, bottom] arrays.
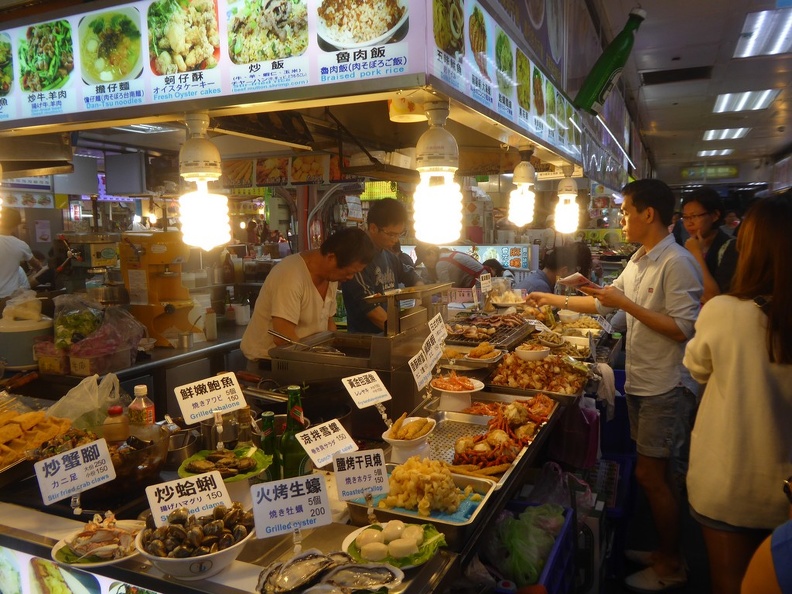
[[0, 0, 425, 127], [429, 0, 580, 163]]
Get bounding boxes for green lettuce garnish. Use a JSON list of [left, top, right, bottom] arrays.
[[346, 523, 446, 568]]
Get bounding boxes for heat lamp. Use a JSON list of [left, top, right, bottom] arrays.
[[412, 101, 463, 244], [554, 167, 579, 234], [178, 111, 230, 251], [508, 148, 536, 227]]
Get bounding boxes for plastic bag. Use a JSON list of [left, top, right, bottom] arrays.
[[69, 306, 145, 364], [2, 289, 43, 321], [547, 397, 601, 469], [527, 461, 595, 522], [45, 373, 123, 428], [53, 294, 103, 350]]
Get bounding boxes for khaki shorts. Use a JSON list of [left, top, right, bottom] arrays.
[[626, 387, 694, 459]]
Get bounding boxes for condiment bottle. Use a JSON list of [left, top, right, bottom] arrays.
[[574, 8, 646, 115], [103, 405, 129, 443], [128, 384, 155, 437], [280, 385, 312, 478], [260, 411, 281, 482], [204, 307, 217, 340]]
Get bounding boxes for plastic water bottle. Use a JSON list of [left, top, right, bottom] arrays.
[[574, 8, 646, 115]]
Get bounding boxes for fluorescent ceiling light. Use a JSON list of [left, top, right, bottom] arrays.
[[112, 123, 181, 134], [713, 90, 779, 112], [698, 149, 733, 157], [702, 128, 750, 141], [734, 9, 792, 58]]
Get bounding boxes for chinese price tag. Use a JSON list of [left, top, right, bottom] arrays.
[[342, 371, 391, 409], [594, 314, 613, 334], [421, 331, 443, 371], [251, 473, 332, 538], [145, 471, 232, 527], [479, 272, 492, 294], [174, 372, 247, 425], [408, 348, 432, 391], [428, 313, 448, 343], [332, 449, 389, 501], [296, 419, 358, 469], [35, 439, 116, 505]]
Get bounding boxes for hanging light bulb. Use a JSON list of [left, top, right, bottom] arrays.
[[413, 101, 463, 244], [554, 173, 579, 234], [508, 148, 536, 227], [178, 111, 230, 251]]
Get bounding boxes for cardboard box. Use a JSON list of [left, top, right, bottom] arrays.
[[38, 354, 69, 375], [70, 347, 133, 377]]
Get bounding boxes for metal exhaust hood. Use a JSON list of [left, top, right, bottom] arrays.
[[0, 133, 73, 178]]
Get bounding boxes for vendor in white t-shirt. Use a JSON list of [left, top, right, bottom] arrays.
[[241, 227, 375, 369]]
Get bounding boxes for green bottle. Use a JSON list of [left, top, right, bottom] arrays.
[[260, 411, 281, 482], [573, 8, 646, 115], [281, 385, 312, 478]]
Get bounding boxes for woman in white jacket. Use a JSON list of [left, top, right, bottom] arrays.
[[683, 192, 792, 594]]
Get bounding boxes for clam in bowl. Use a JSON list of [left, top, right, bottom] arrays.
[[135, 504, 255, 580]]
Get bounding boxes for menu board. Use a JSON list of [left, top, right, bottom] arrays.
[[429, 0, 580, 163], [0, 0, 423, 126]]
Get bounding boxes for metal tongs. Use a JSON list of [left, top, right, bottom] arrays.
[[267, 330, 345, 356]]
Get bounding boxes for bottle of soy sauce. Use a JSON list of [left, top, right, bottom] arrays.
[[280, 386, 312, 478]]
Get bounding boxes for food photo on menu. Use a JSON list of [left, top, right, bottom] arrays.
[[78, 8, 144, 85], [227, 0, 309, 64], [147, 0, 220, 75], [316, 0, 408, 50]]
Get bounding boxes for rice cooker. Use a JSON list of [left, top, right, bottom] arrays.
[[0, 316, 53, 370]]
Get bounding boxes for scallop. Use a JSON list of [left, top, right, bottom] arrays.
[[354, 528, 384, 549], [387, 537, 419, 558], [359, 542, 389, 561], [380, 520, 405, 543], [401, 524, 424, 547]]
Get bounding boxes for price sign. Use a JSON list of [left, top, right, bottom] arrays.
[[428, 313, 448, 343], [408, 348, 432, 390], [343, 371, 391, 409], [35, 439, 115, 505], [479, 272, 492, 294], [251, 473, 332, 538], [145, 471, 232, 527], [173, 372, 247, 425], [296, 419, 358, 469], [421, 331, 443, 370], [332, 448, 389, 501], [594, 314, 613, 334]]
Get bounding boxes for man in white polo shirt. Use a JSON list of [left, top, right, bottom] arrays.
[[528, 179, 703, 593]]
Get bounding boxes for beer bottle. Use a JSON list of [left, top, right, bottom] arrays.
[[260, 411, 281, 482], [281, 385, 312, 478], [573, 8, 646, 115]]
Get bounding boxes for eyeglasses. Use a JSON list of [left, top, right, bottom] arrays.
[[378, 227, 406, 239], [681, 212, 710, 222]]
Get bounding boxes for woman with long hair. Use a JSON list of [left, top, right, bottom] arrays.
[[683, 192, 792, 594]]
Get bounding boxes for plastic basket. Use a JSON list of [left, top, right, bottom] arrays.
[[494, 502, 576, 594]]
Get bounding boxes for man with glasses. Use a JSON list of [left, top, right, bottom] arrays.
[[527, 179, 703, 592], [341, 198, 422, 333]]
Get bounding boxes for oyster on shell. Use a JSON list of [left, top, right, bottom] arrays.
[[320, 563, 404, 590], [260, 549, 334, 593]]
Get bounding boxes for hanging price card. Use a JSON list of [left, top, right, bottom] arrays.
[[343, 371, 391, 409], [479, 272, 492, 294], [251, 473, 332, 538], [296, 419, 358, 469], [145, 471, 232, 527], [35, 439, 115, 505], [332, 449, 389, 501], [173, 372, 247, 425]]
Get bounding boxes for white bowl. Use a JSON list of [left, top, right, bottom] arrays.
[[515, 346, 551, 361], [78, 6, 144, 85], [382, 417, 435, 463], [557, 309, 581, 323], [135, 525, 254, 580], [317, 0, 408, 50]]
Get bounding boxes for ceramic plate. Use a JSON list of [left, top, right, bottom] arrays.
[[342, 525, 435, 570], [429, 378, 485, 394], [51, 520, 145, 567]]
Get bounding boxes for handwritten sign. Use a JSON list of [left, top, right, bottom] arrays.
[[251, 473, 332, 538], [479, 272, 492, 294], [333, 449, 388, 501], [145, 471, 232, 527], [174, 372, 246, 425], [296, 419, 358, 469], [343, 371, 391, 409], [35, 439, 115, 505]]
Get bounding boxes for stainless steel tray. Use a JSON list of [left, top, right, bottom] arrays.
[[346, 464, 495, 551], [440, 345, 505, 369], [482, 383, 582, 405]]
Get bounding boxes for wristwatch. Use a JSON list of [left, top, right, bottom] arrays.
[[784, 476, 792, 504]]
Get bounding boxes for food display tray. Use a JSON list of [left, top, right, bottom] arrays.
[[445, 322, 534, 351], [439, 344, 505, 369], [482, 360, 599, 406], [346, 464, 496, 551]]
